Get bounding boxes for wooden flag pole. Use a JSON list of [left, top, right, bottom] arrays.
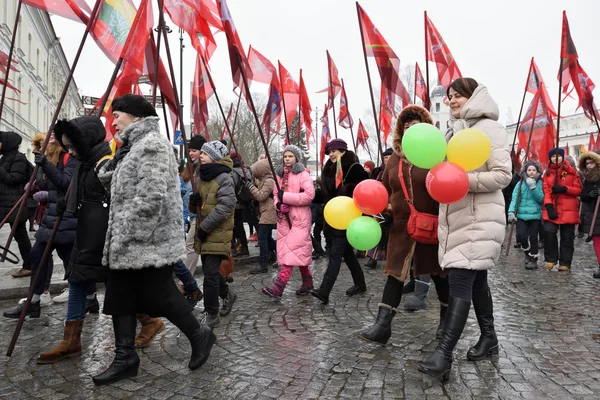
[[327, 51, 339, 139], [160, 92, 171, 141], [94, 58, 124, 116], [356, 3, 384, 162], [423, 11, 431, 111], [509, 57, 536, 166], [315, 106, 319, 177], [226, 92, 243, 150], [554, 19, 566, 199], [151, 0, 165, 106], [278, 61, 291, 145], [1, 0, 104, 264], [0, 0, 23, 119]]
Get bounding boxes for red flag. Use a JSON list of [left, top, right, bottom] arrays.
[[198, 0, 223, 31], [357, 4, 411, 112], [565, 143, 570, 156], [0, 78, 19, 93], [316, 51, 342, 108], [425, 13, 462, 89], [247, 47, 281, 137], [221, 103, 234, 140], [164, 0, 217, 62], [559, 12, 599, 122], [299, 69, 313, 149], [338, 81, 354, 129], [0, 50, 19, 74], [119, 0, 153, 74], [217, 0, 252, 92], [414, 62, 429, 108], [595, 133, 600, 152], [192, 53, 215, 139], [356, 119, 369, 150], [320, 104, 331, 165], [517, 84, 557, 167], [379, 86, 393, 145], [278, 62, 300, 134], [525, 58, 544, 94], [23, 0, 91, 23], [335, 157, 343, 188], [589, 132, 596, 153]]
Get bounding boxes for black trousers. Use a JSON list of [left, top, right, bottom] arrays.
[[11, 220, 32, 270], [516, 219, 541, 255], [233, 209, 247, 247], [201, 254, 229, 316], [324, 235, 365, 286], [447, 269, 489, 301], [30, 240, 71, 295], [543, 222, 575, 266]]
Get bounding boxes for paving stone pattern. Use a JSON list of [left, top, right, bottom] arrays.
[[1, 237, 600, 399]]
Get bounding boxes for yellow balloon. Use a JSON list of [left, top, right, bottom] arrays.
[[447, 128, 491, 171], [324, 197, 362, 230]]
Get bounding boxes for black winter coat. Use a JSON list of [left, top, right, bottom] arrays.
[[35, 152, 78, 244], [0, 132, 32, 224], [55, 116, 112, 283]]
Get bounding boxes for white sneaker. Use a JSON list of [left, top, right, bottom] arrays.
[[53, 288, 69, 303], [18, 293, 53, 307]]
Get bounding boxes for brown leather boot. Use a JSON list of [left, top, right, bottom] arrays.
[[135, 315, 165, 348], [37, 320, 83, 364]]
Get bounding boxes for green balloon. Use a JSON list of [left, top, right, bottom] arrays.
[[346, 216, 382, 251], [401, 123, 447, 169]]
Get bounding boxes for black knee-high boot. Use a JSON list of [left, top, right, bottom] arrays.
[[169, 312, 217, 370], [93, 315, 139, 386], [418, 296, 471, 381], [466, 289, 498, 361]]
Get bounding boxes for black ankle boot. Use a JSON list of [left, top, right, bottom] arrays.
[[3, 300, 41, 319], [356, 304, 396, 345], [86, 295, 100, 314], [466, 289, 498, 361], [435, 304, 447, 339], [171, 312, 217, 370], [346, 264, 367, 296], [419, 296, 471, 381], [311, 275, 335, 305], [92, 315, 139, 386]]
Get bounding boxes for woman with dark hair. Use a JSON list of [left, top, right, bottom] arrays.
[[93, 94, 215, 386], [419, 78, 511, 380], [357, 105, 448, 345]]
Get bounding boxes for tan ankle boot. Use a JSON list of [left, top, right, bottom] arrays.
[[37, 320, 83, 364], [135, 314, 165, 348]]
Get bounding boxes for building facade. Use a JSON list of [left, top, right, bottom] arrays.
[[0, 1, 82, 159]]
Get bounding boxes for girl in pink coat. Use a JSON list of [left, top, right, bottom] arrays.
[[262, 145, 315, 299]]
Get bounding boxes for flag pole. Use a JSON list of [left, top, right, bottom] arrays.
[[315, 106, 319, 176], [326, 51, 339, 139], [509, 57, 535, 164], [0, 0, 23, 120], [233, 49, 291, 227], [505, 95, 539, 256], [341, 79, 357, 153], [423, 11, 431, 111], [151, 0, 165, 106], [278, 61, 291, 145], [228, 92, 243, 142], [554, 14, 566, 198], [1, 0, 104, 264], [93, 58, 124, 116], [160, 92, 171, 141], [356, 3, 384, 162], [199, 55, 248, 180], [413, 63, 417, 105]]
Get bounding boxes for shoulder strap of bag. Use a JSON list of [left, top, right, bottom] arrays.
[[398, 161, 417, 214]]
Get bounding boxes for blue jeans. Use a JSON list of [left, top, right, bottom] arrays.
[[173, 259, 199, 293], [66, 281, 96, 320], [258, 224, 276, 265]]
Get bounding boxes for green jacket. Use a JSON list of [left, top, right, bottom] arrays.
[[193, 156, 235, 256]]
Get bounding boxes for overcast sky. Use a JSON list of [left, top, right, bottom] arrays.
[[52, 0, 600, 155]]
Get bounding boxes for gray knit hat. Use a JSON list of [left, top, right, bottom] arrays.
[[283, 144, 302, 163], [201, 141, 228, 162]]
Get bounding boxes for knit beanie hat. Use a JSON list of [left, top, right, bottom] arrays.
[[111, 94, 158, 118], [364, 160, 375, 170], [382, 148, 393, 157], [283, 144, 302, 163], [523, 161, 540, 174], [325, 138, 348, 153], [201, 141, 228, 162], [188, 135, 207, 151], [548, 147, 565, 161]]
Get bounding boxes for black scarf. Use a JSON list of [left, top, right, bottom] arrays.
[[199, 163, 231, 181]]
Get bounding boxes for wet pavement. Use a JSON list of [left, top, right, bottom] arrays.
[[1, 235, 600, 399]]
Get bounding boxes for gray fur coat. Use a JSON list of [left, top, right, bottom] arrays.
[[98, 117, 185, 270]]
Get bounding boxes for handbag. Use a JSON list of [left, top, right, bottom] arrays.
[[398, 162, 439, 245]]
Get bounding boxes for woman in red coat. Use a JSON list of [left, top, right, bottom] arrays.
[[542, 148, 582, 271]]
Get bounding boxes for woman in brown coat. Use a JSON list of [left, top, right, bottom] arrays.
[[357, 105, 449, 345]]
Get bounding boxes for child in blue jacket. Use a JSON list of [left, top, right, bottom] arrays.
[[508, 161, 544, 270]]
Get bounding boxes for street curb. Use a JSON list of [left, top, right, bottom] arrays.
[[0, 255, 260, 301]]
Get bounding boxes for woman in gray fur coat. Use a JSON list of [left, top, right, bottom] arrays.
[[92, 95, 215, 386]]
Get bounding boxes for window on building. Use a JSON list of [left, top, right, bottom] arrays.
[[2, 1, 8, 24], [16, 77, 22, 114], [436, 103, 440, 112], [37, 99, 40, 128], [436, 121, 440, 129], [43, 61, 46, 80], [28, 89, 32, 121], [28, 34, 32, 62], [36, 49, 40, 73]]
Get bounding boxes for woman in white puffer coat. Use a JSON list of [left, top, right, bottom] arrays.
[[419, 78, 511, 381]]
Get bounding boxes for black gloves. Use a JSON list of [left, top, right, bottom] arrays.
[[551, 185, 568, 194], [113, 144, 131, 164], [589, 189, 599, 198], [545, 204, 558, 220], [189, 193, 202, 207], [56, 197, 67, 216], [197, 229, 208, 243], [34, 152, 47, 166]]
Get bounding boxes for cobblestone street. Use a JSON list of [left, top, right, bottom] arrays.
[[1, 236, 600, 399]]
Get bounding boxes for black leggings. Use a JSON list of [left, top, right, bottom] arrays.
[[447, 269, 489, 301], [381, 274, 449, 308]]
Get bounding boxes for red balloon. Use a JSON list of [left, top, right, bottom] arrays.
[[426, 162, 469, 204], [353, 179, 389, 215]]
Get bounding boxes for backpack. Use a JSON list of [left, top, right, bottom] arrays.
[[235, 177, 253, 205]]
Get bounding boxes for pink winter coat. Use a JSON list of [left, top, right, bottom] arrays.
[[273, 164, 315, 267]]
